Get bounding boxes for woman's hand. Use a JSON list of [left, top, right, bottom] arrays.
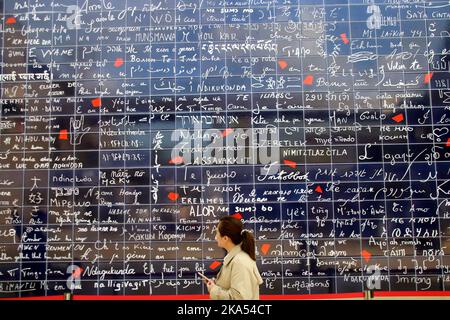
[[205, 277, 215, 293]]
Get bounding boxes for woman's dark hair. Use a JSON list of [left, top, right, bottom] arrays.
[[218, 216, 256, 261]]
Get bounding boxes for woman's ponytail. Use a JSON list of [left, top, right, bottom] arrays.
[[240, 230, 256, 261]]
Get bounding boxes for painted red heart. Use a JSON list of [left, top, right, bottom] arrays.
[[231, 213, 242, 219], [222, 128, 233, 137], [392, 114, 404, 123], [340, 33, 350, 44], [261, 244, 271, 255], [59, 129, 68, 140], [114, 58, 124, 68], [283, 160, 296, 169], [424, 72, 433, 84], [72, 267, 84, 278], [278, 60, 288, 70], [91, 98, 102, 108], [361, 250, 372, 263], [168, 192, 179, 201], [169, 156, 184, 165], [209, 261, 222, 270], [303, 75, 314, 85], [6, 17, 16, 25]]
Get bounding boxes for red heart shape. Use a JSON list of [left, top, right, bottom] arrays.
[[6, 17, 16, 25], [231, 213, 242, 219], [303, 75, 314, 85], [424, 72, 433, 84], [209, 261, 222, 270], [169, 156, 184, 165], [91, 98, 102, 108], [168, 192, 179, 201], [278, 60, 288, 70], [261, 244, 271, 255], [59, 129, 68, 140], [361, 250, 372, 263], [392, 114, 404, 123], [283, 160, 296, 169], [222, 128, 233, 137], [114, 58, 124, 68]]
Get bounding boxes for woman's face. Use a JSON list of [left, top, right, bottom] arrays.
[[215, 227, 227, 248]]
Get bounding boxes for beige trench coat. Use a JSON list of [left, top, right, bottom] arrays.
[[209, 244, 263, 300]]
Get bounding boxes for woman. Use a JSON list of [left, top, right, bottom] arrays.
[[204, 216, 263, 300]]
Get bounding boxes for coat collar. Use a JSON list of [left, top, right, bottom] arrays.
[[223, 244, 242, 266]]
